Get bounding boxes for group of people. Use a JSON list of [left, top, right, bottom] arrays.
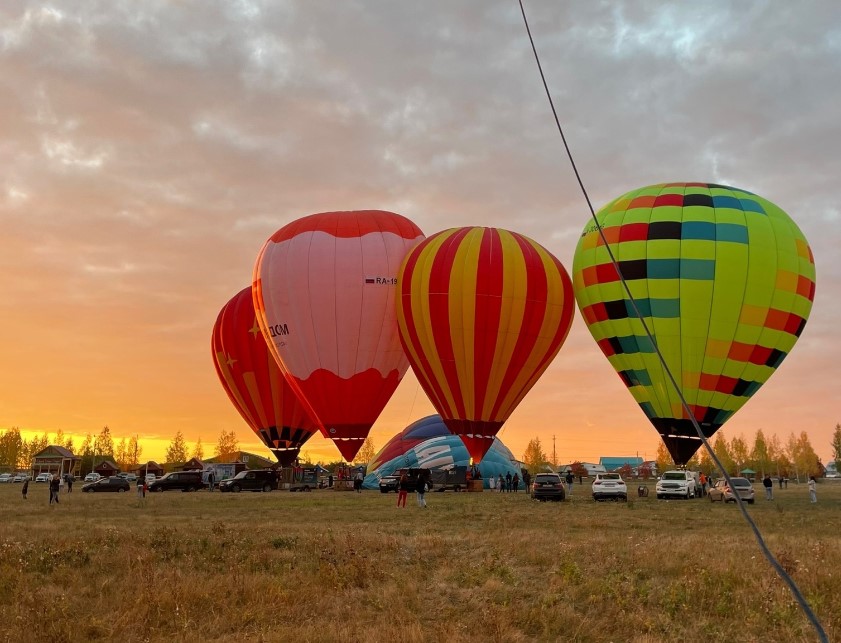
[[491, 471, 521, 492], [20, 472, 75, 503], [397, 471, 429, 508]]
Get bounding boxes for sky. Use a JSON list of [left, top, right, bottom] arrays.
[[1, 2, 839, 465]]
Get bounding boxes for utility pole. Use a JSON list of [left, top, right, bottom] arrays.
[[552, 435, 557, 467]]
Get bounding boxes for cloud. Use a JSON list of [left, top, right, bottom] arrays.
[[1, 2, 838, 462]]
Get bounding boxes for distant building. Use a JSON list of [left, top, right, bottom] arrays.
[[31, 445, 79, 479], [599, 457, 644, 473], [204, 451, 275, 470], [826, 461, 838, 478], [135, 461, 165, 478], [181, 457, 205, 471], [94, 460, 120, 478]]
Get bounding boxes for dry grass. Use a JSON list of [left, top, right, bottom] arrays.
[[0, 481, 838, 642]]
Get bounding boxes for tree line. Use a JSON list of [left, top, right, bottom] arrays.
[[521, 424, 841, 482], [0, 426, 244, 474]]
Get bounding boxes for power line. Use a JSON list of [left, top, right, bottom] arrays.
[[516, 2, 827, 640]]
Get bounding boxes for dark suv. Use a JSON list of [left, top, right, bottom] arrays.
[[147, 471, 204, 493], [218, 469, 278, 493], [378, 468, 429, 493]]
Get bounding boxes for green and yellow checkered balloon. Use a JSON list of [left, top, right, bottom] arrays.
[[572, 183, 815, 465]]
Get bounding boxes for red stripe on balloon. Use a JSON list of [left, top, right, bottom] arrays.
[[489, 234, 547, 419], [268, 210, 423, 243], [472, 228, 504, 421], [429, 229, 471, 419], [398, 241, 453, 416]]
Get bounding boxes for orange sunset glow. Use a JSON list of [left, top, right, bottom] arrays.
[[2, 4, 838, 466]]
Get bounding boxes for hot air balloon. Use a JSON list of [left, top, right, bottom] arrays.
[[253, 210, 425, 462], [572, 183, 816, 465], [211, 287, 320, 466], [363, 414, 524, 490], [396, 227, 576, 463]]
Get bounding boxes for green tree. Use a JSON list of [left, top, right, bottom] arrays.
[[0, 427, 24, 469], [522, 437, 549, 471], [114, 438, 130, 471], [192, 438, 205, 461], [128, 436, 142, 468], [831, 423, 841, 464], [698, 442, 714, 475], [712, 432, 735, 475], [655, 441, 674, 474], [165, 431, 188, 465], [94, 426, 114, 457], [215, 429, 240, 462], [750, 429, 770, 476], [730, 434, 749, 474], [787, 431, 821, 482], [353, 437, 376, 465]]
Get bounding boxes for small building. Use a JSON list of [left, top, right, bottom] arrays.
[[31, 445, 79, 479], [94, 460, 120, 478], [182, 457, 205, 471], [204, 451, 275, 470], [600, 457, 644, 475], [135, 461, 165, 478]]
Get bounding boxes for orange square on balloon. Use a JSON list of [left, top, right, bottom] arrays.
[[739, 305, 767, 327]]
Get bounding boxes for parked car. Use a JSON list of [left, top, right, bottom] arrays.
[[0, 473, 12, 483], [591, 473, 628, 501], [656, 470, 697, 499], [123, 473, 137, 482], [218, 469, 278, 493], [530, 473, 566, 501], [13, 473, 30, 483], [145, 474, 157, 484], [82, 476, 131, 493], [708, 477, 756, 504], [147, 471, 204, 492], [378, 468, 427, 493], [84, 472, 102, 482], [35, 472, 53, 483]]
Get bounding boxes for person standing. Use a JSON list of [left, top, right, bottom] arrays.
[[505, 471, 512, 493], [207, 469, 215, 492], [699, 472, 707, 497], [354, 470, 364, 493], [778, 475, 784, 490], [512, 472, 520, 493], [397, 471, 409, 508], [416, 474, 427, 508], [565, 471, 574, 496], [808, 476, 817, 503], [49, 474, 60, 505], [22, 478, 29, 500], [763, 474, 773, 500], [66, 473, 74, 493], [136, 477, 144, 499]]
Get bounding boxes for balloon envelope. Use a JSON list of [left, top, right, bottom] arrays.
[[363, 415, 524, 490], [211, 287, 320, 466], [397, 227, 575, 463], [572, 183, 816, 464], [253, 210, 424, 462]]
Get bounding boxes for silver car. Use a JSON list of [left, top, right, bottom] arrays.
[[708, 477, 755, 504]]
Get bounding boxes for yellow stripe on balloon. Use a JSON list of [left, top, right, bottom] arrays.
[[482, 230, 528, 420], [449, 229, 481, 419], [215, 351, 259, 429], [497, 243, 567, 416]]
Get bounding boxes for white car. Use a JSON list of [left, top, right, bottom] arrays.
[[35, 472, 53, 482], [656, 470, 697, 499], [0, 473, 12, 483], [84, 472, 101, 482], [592, 473, 628, 501], [13, 474, 29, 483], [145, 474, 157, 484]]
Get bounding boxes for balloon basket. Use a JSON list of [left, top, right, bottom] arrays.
[[334, 480, 355, 491], [467, 480, 483, 492]]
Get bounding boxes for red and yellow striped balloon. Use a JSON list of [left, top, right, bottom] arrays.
[[396, 227, 575, 463]]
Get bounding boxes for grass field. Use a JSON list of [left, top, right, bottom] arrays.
[[0, 480, 838, 642]]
